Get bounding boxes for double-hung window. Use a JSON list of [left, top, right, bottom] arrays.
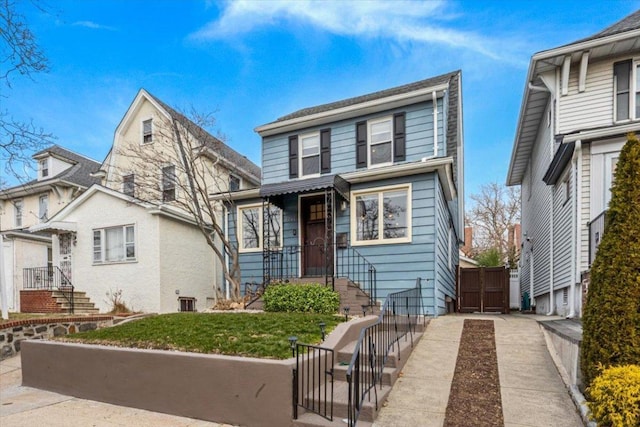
[[614, 59, 640, 121], [123, 174, 135, 197], [368, 117, 393, 166], [40, 159, 49, 178], [142, 119, 153, 143], [93, 225, 136, 263], [351, 184, 411, 245], [229, 174, 241, 192], [39, 194, 48, 222], [300, 133, 320, 177], [14, 200, 23, 227], [237, 204, 282, 252], [162, 165, 176, 202]]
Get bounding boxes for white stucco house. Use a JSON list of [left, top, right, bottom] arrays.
[[32, 89, 261, 313], [506, 10, 640, 317], [1, 146, 101, 312]]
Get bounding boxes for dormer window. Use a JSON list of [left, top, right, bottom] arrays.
[[229, 174, 241, 192], [40, 159, 49, 178], [142, 119, 153, 144]]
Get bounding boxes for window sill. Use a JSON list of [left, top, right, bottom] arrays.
[[93, 259, 138, 266], [238, 248, 262, 254], [351, 237, 412, 247]]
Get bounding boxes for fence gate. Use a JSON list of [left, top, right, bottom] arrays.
[[458, 267, 509, 314]]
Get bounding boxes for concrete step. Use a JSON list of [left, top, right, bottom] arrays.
[[51, 290, 87, 298], [333, 364, 398, 386], [54, 296, 92, 304], [293, 411, 373, 427]]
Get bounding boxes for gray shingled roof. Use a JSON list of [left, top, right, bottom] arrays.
[[146, 92, 261, 182], [270, 70, 460, 124], [560, 9, 640, 47], [14, 145, 101, 190]]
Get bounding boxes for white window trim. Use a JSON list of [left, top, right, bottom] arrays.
[[299, 131, 321, 178], [161, 164, 177, 202], [14, 199, 23, 228], [237, 203, 283, 253], [141, 118, 153, 144], [350, 183, 412, 246], [367, 116, 393, 168], [40, 158, 49, 178], [92, 224, 137, 264], [613, 58, 640, 123]]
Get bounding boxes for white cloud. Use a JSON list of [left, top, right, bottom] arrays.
[[191, 0, 522, 64], [72, 21, 117, 31]]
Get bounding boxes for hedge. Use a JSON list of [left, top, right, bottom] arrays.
[[263, 283, 340, 314]]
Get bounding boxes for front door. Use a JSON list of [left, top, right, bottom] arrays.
[[59, 233, 73, 286], [301, 196, 333, 276]]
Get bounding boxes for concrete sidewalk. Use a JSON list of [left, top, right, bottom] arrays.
[[0, 355, 231, 427], [374, 314, 584, 427]]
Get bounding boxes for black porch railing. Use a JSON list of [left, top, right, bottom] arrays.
[[23, 266, 75, 314], [292, 343, 334, 422], [263, 243, 377, 306], [588, 210, 607, 266], [345, 278, 424, 427]]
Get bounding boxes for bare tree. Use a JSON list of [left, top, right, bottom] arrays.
[[1, 0, 54, 182], [114, 107, 256, 302], [466, 182, 521, 265]]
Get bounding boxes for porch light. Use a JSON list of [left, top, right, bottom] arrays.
[[319, 321, 326, 341], [288, 336, 298, 357], [361, 305, 369, 316], [343, 306, 350, 321]]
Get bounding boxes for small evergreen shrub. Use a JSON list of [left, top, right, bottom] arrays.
[[581, 134, 640, 389], [263, 283, 340, 314], [587, 365, 640, 427]]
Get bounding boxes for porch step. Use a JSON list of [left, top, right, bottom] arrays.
[[293, 412, 372, 427], [50, 290, 99, 314]]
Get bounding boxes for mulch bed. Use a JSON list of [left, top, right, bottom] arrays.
[[444, 319, 504, 427]]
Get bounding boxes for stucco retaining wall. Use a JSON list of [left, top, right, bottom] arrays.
[[19, 316, 379, 426], [0, 316, 113, 360]]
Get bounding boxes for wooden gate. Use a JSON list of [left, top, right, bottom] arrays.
[[458, 267, 509, 314]]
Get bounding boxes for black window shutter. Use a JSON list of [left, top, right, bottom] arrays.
[[320, 128, 331, 174], [289, 135, 299, 178], [356, 121, 367, 169], [393, 112, 406, 162]]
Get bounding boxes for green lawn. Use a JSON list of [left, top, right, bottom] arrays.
[[61, 312, 344, 359]]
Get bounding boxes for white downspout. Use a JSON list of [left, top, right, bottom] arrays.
[[529, 248, 534, 309], [224, 207, 230, 300], [569, 140, 582, 318], [0, 234, 8, 320], [548, 187, 555, 315], [432, 91, 438, 156]]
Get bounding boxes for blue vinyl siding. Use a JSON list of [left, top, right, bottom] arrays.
[[227, 205, 263, 285], [262, 99, 444, 184]]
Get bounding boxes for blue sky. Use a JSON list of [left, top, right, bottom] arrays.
[[4, 0, 639, 204]]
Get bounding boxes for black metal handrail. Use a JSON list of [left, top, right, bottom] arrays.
[[263, 243, 377, 306], [345, 278, 424, 426], [588, 210, 607, 266], [23, 266, 75, 313], [292, 343, 334, 422]]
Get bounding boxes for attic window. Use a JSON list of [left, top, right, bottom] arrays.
[[229, 174, 241, 192], [142, 119, 153, 144], [40, 159, 49, 178]]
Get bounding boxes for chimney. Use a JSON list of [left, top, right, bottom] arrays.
[[461, 227, 473, 256]]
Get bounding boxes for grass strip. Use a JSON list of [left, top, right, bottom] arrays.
[[59, 312, 343, 360], [444, 319, 504, 427]]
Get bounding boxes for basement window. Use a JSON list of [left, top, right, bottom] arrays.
[[179, 297, 196, 312]]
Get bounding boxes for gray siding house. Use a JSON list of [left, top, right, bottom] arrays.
[[507, 10, 640, 317], [227, 71, 464, 315]]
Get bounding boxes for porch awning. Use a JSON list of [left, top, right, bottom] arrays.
[[543, 141, 575, 185], [29, 221, 77, 233], [260, 174, 350, 206]]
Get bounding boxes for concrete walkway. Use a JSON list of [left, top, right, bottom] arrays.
[[0, 355, 232, 427], [374, 314, 584, 427]]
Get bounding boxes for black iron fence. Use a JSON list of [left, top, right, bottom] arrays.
[[264, 243, 377, 306], [292, 343, 334, 422], [345, 278, 424, 426], [23, 266, 75, 313]]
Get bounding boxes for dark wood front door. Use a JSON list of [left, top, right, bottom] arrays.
[[301, 196, 333, 276]]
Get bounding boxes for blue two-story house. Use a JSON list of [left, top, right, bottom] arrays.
[[226, 71, 464, 316]]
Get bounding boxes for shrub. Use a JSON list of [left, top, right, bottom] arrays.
[[587, 365, 640, 427], [263, 283, 340, 314], [581, 134, 640, 389]]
